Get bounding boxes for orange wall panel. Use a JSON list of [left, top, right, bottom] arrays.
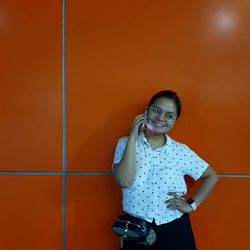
[[67, 0, 250, 173], [66, 175, 121, 250], [191, 177, 250, 250], [0, 0, 62, 170], [0, 175, 62, 250]]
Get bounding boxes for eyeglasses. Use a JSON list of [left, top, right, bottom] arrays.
[[149, 106, 177, 121]]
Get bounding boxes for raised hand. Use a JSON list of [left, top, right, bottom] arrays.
[[130, 113, 147, 138]]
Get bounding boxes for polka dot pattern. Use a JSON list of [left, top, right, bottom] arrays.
[[113, 134, 209, 225]]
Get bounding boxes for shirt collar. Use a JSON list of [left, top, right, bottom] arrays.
[[139, 132, 173, 150]]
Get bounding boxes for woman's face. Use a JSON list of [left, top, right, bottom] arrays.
[[146, 97, 178, 134]]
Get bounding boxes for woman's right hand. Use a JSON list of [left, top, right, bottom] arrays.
[[130, 114, 147, 138]]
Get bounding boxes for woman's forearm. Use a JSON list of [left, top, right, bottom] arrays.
[[113, 135, 137, 188], [192, 166, 218, 206]]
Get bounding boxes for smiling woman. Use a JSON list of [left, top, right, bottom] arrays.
[[146, 97, 178, 134], [112, 90, 218, 250]]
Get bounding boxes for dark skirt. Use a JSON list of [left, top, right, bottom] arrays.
[[121, 213, 196, 250]]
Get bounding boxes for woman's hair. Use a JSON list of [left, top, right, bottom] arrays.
[[147, 90, 182, 119]]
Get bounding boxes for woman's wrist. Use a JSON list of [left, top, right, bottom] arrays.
[[186, 198, 197, 211]]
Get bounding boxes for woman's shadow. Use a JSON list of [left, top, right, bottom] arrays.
[[52, 103, 146, 249], [68, 103, 147, 172]]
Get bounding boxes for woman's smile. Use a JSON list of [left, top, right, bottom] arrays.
[[152, 120, 167, 127]]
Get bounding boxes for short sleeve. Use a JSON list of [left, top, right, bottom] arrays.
[[112, 137, 128, 170], [182, 145, 209, 180]]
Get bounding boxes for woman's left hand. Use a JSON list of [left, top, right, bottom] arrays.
[[165, 192, 193, 213]]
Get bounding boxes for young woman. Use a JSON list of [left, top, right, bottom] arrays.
[[112, 90, 218, 250]]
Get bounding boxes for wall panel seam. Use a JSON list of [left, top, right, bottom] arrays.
[[62, 0, 66, 249], [0, 171, 250, 177]]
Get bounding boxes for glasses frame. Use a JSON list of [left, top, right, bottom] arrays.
[[148, 106, 177, 122]]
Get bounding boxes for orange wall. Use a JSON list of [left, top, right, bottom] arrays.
[[0, 0, 249, 249], [67, 0, 250, 174]]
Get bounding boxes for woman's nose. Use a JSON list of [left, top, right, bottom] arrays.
[[157, 112, 166, 121]]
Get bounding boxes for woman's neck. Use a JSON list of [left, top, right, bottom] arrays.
[[144, 129, 166, 149]]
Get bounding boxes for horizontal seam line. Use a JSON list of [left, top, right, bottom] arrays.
[[0, 171, 112, 175], [0, 172, 250, 177]]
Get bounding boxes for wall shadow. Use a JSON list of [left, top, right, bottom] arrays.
[[68, 102, 146, 172]]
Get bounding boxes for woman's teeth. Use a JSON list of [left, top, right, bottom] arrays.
[[153, 121, 165, 127]]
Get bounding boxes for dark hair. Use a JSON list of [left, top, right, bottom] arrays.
[[147, 90, 181, 119]]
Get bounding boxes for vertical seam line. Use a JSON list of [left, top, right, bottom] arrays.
[[62, 0, 66, 249]]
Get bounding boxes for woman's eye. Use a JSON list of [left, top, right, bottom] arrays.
[[166, 114, 176, 120], [154, 109, 161, 114]]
